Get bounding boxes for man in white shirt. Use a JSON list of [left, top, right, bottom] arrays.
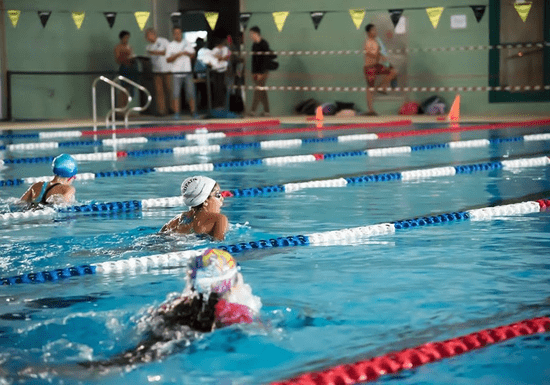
[[145, 28, 170, 116], [166, 27, 197, 119], [210, 36, 231, 109]]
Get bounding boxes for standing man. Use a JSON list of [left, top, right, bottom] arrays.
[[248, 26, 271, 117], [145, 28, 171, 116], [114, 30, 139, 109], [363, 24, 398, 116], [166, 27, 197, 119]]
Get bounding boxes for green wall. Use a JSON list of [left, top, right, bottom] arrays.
[[241, 0, 550, 116], [4, 0, 152, 120]]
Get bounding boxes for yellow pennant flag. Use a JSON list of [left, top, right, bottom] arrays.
[[134, 11, 150, 31], [272, 11, 289, 32], [72, 12, 85, 29], [514, 2, 532, 22], [7, 10, 21, 27], [349, 9, 365, 30], [426, 7, 444, 29], [204, 12, 219, 30]]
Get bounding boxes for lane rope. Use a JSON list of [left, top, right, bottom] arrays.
[[2, 119, 549, 167], [269, 316, 550, 385], [1, 154, 548, 220], [2, 198, 549, 284]]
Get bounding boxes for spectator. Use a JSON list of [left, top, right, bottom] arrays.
[[145, 28, 171, 116], [166, 27, 197, 119], [363, 24, 398, 116], [114, 30, 139, 109], [248, 26, 271, 117], [210, 35, 231, 109]]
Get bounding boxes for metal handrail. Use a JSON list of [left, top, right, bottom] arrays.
[[112, 75, 152, 128], [92, 76, 132, 137]]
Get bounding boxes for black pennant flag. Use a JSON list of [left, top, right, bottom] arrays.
[[240, 13, 251, 30], [310, 12, 325, 30], [388, 9, 403, 28], [38, 11, 51, 28], [470, 6, 486, 23], [104, 12, 117, 28], [170, 12, 181, 28]]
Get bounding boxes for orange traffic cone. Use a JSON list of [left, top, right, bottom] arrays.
[[448, 94, 460, 122], [315, 105, 324, 121]]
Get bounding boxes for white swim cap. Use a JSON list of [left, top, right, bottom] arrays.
[[181, 176, 217, 207]]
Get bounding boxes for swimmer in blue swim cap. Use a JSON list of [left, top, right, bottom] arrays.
[[72, 249, 261, 368], [160, 175, 228, 240], [20, 153, 77, 207]]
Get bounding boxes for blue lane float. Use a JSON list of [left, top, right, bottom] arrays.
[[2, 199, 546, 285]]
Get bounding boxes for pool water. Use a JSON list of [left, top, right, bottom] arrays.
[[1, 122, 549, 384]]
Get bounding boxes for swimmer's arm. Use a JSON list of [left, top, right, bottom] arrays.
[[159, 215, 180, 233], [211, 214, 228, 241], [19, 183, 41, 203], [63, 186, 76, 203]]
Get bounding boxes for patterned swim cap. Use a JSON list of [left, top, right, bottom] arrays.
[[191, 249, 239, 294]]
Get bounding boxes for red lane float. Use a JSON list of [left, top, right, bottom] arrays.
[[225, 120, 412, 137], [377, 118, 550, 139], [270, 316, 550, 385], [80, 119, 281, 137]]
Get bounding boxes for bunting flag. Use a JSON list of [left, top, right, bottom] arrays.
[[310, 12, 325, 30], [134, 11, 150, 31], [470, 6, 486, 23], [272, 11, 289, 32], [38, 11, 51, 28], [204, 12, 219, 30], [240, 13, 251, 30], [388, 9, 403, 28], [514, 2, 532, 22], [170, 12, 181, 28], [349, 9, 365, 30], [72, 12, 85, 29], [104, 12, 116, 28], [426, 7, 444, 29], [7, 10, 21, 28]]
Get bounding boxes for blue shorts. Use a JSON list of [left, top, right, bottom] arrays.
[[173, 75, 195, 101]]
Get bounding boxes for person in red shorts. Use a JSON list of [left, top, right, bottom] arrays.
[[363, 24, 398, 116]]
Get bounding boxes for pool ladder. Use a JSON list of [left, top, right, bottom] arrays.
[[91, 75, 152, 134]]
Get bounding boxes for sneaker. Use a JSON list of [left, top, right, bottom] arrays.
[[246, 111, 256, 117], [260, 112, 271, 117], [173, 113, 181, 120], [192, 112, 200, 120]]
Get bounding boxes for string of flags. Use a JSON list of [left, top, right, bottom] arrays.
[[5, 10, 152, 30], [238, 3, 533, 32], [4, 3, 533, 32]]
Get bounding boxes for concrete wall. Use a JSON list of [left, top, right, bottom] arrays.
[[240, 0, 549, 116], [4, 0, 153, 120]]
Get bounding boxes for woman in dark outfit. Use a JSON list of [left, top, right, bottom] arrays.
[[248, 26, 271, 116]]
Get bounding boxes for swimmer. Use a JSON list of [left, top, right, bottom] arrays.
[[19, 154, 77, 207], [78, 249, 261, 368], [160, 176, 228, 241]]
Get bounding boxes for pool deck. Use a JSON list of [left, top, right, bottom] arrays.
[[1, 113, 550, 131]]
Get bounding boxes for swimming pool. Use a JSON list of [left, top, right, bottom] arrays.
[[1, 120, 549, 384]]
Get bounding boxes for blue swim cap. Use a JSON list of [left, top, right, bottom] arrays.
[[52, 154, 78, 178]]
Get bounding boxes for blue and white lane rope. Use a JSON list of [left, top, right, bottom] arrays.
[[2, 198, 548, 285], [3, 132, 550, 165], [2, 132, 550, 185], [1, 155, 548, 223]]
